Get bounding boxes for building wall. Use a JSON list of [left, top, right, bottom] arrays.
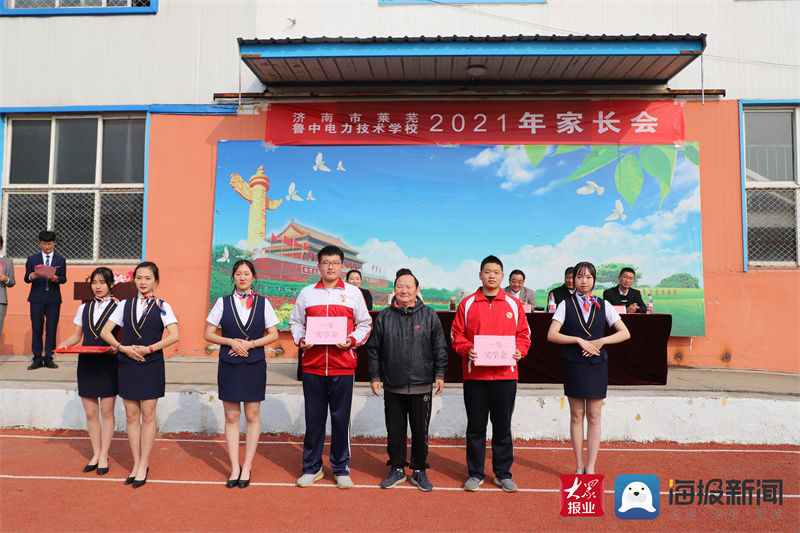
[[4, 102, 796, 371], [1, 0, 799, 106]]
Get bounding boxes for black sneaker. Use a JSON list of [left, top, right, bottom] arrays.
[[411, 469, 433, 492], [43, 359, 59, 369], [379, 467, 406, 489]]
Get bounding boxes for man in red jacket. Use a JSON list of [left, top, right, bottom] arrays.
[[451, 255, 531, 492], [290, 245, 372, 489]]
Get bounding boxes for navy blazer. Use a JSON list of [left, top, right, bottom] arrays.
[[602, 286, 647, 313], [25, 253, 67, 304]]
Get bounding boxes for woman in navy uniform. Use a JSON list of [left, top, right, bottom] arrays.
[[547, 262, 629, 475], [204, 259, 279, 488], [100, 261, 179, 488], [56, 267, 119, 475]]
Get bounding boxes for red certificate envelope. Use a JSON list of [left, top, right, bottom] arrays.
[[54, 346, 110, 354], [613, 305, 627, 314], [306, 316, 347, 345], [473, 335, 517, 366], [35, 264, 57, 277]]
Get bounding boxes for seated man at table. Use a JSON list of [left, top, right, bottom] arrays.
[[603, 267, 646, 314], [503, 269, 537, 308], [549, 267, 575, 305]]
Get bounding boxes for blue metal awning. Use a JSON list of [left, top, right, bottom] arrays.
[[237, 34, 706, 94]]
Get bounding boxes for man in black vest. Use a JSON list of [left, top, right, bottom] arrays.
[[603, 267, 646, 314]]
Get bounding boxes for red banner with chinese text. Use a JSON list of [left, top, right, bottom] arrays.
[[265, 100, 684, 145]]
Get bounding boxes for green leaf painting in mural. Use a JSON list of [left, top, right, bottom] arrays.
[[684, 143, 700, 166], [615, 154, 644, 207], [553, 145, 585, 156], [524, 145, 548, 169], [557, 145, 620, 184], [640, 145, 678, 207]]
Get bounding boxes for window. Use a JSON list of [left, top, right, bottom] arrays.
[[743, 107, 800, 266], [1, 0, 156, 15], [2, 115, 145, 263]]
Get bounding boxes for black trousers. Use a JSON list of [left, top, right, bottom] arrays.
[[463, 379, 517, 480], [301, 372, 354, 477], [384, 390, 433, 471], [30, 301, 60, 362]]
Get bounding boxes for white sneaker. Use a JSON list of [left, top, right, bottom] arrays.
[[296, 468, 323, 487], [334, 474, 354, 489]]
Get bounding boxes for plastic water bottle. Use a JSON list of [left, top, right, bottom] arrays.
[[547, 292, 556, 312], [646, 293, 654, 314]]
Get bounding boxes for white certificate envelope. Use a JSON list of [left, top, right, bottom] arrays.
[[523, 304, 532, 313], [613, 305, 627, 314], [306, 316, 347, 345], [473, 335, 516, 366]]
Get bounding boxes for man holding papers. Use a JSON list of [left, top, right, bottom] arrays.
[[451, 255, 531, 493], [289, 246, 372, 490], [24, 230, 67, 370]]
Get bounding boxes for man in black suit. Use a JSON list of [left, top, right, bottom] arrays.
[[549, 267, 575, 305], [25, 230, 67, 369], [603, 267, 646, 314]]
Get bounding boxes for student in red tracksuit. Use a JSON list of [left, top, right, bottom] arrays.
[[451, 255, 531, 493], [289, 245, 372, 490]]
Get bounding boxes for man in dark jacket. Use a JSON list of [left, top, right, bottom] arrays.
[[602, 267, 646, 313], [550, 266, 575, 306], [367, 268, 448, 492]]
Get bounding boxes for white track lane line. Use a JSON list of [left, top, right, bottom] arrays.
[[1, 434, 798, 454], [0, 474, 798, 498]]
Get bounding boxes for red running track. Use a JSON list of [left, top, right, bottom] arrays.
[[1, 429, 797, 532]]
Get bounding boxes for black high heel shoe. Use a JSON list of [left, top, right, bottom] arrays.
[[132, 467, 149, 488], [83, 463, 98, 473], [124, 475, 135, 485], [226, 466, 242, 488], [97, 464, 110, 476], [238, 472, 251, 489]]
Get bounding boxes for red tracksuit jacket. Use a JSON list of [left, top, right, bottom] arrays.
[[450, 288, 531, 380]]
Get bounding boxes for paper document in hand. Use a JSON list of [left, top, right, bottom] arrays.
[[473, 335, 516, 366], [35, 264, 57, 277], [306, 316, 347, 345]]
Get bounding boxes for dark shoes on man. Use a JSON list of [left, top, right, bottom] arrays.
[[27, 359, 58, 370], [380, 467, 434, 492]]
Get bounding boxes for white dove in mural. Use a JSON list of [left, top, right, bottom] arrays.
[[286, 182, 304, 202], [313, 152, 331, 172], [577, 180, 605, 195], [307, 190, 316, 201], [216, 246, 230, 263], [604, 199, 627, 221], [336, 160, 346, 171]]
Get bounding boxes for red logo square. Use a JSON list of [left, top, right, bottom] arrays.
[[559, 474, 605, 517]]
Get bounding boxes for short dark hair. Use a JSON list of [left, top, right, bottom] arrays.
[[394, 268, 419, 288], [317, 245, 344, 263], [133, 261, 159, 282], [39, 230, 56, 242], [620, 267, 636, 277], [480, 255, 503, 271], [231, 259, 256, 278], [0, 235, 3, 248], [345, 269, 361, 282], [89, 267, 115, 290], [564, 266, 575, 276], [573, 261, 597, 290], [509, 269, 525, 280]]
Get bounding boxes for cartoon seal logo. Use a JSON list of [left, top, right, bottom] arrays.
[[618, 482, 656, 513]]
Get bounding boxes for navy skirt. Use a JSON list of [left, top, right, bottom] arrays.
[[77, 353, 118, 398], [562, 357, 608, 399], [218, 359, 266, 403], [118, 358, 165, 400]]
